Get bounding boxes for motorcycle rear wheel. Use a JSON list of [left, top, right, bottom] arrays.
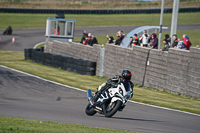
[[85, 103, 97, 116], [103, 100, 122, 118]]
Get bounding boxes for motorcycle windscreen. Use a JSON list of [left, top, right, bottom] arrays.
[[121, 81, 131, 91]]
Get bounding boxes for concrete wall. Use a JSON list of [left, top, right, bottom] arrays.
[[44, 40, 102, 75], [144, 49, 168, 90], [45, 41, 200, 99], [144, 48, 200, 98], [165, 48, 191, 95], [103, 44, 150, 85], [187, 48, 200, 98]]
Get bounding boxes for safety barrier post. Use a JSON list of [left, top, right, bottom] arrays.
[[99, 45, 105, 77]]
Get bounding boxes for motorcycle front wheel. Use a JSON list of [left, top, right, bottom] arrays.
[[85, 103, 97, 116], [103, 100, 122, 118]]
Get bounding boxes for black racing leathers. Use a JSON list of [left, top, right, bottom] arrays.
[[93, 75, 134, 103]]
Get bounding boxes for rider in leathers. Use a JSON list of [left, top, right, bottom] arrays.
[[93, 70, 134, 105]]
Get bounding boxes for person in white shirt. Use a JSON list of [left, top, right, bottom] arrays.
[[139, 30, 149, 47]]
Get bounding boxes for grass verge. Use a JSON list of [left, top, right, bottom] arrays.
[[0, 117, 134, 133], [0, 50, 200, 115], [0, 12, 200, 29]]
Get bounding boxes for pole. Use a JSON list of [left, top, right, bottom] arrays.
[[158, 0, 165, 50], [170, 0, 180, 44]]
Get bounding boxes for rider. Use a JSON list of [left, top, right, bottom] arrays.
[[93, 70, 134, 104]]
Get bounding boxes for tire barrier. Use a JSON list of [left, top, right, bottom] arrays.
[[1, 7, 200, 14], [24, 48, 96, 76]]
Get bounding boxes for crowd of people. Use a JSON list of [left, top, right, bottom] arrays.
[[159, 33, 192, 51], [80, 30, 196, 51], [106, 31, 125, 45], [80, 32, 98, 46], [106, 30, 193, 51]]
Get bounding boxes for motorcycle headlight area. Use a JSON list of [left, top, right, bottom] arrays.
[[119, 87, 123, 96]]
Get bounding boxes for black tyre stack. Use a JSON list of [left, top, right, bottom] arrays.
[[24, 48, 32, 60], [83, 61, 96, 75], [24, 48, 96, 76]]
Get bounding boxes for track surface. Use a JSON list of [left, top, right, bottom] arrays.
[[0, 24, 200, 51], [0, 65, 200, 133]]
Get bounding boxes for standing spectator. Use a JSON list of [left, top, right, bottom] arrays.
[[164, 34, 171, 46], [91, 35, 98, 45], [115, 31, 124, 45], [87, 33, 93, 46], [127, 37, 134, 48], [139, 30, 149, 47], [121, 31, 125, 38], [83, 33, 89, 45], [106, 35, 114, 44], [133, 34, 139, 46], [148, 33, 158, 49], [175, 39, 187, 50], [80, 33, 87, 44], [171, 34, 178, 48], [159, 39, 170, 51], [182, 34, 192, 50]]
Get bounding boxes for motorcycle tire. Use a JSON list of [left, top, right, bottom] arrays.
[[103, 100, 122, 118], [85, 103, 97, 116]]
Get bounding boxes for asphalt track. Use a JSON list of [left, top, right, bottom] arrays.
[[0, 65, 200, 133], [0, 24, 200, 51], [1, 25, 200, 133]]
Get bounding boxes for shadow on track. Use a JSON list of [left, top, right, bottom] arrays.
[[97, 115, 163, 123]]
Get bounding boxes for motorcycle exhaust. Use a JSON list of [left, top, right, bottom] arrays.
[[87, 89, 94, 105]]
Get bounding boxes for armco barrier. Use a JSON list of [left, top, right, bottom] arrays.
[[44, 41, 200, 99], [24, 48, 96, 76], [1, 7, 200, 14]]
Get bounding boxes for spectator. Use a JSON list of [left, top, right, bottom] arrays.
[[159, 39, 170, 51], [127, 37, 134, 48], [91, 35, 98, 45], [83, 33, 89, 45], [175, 39, 187, 50], [182, 34, 192, 50], [121, 31, 125, 37], [139, 30, 149, 47], [87, 33, 93, 46], [196, 45, 200, 48], [164, 34, 171, 46], [171, 34, 178, 48], [80, 33, 87, 44], [106, 35, 114, 44], [148, 33, 158, 49], [115, 31, 124, 45], [133, 34, 139, 46]]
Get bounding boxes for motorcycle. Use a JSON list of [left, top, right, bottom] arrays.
[[85, 78, 133, 118]]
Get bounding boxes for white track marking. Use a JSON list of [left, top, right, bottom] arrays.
[[33, 42, 45, 49], [0, 64, 200, 117]]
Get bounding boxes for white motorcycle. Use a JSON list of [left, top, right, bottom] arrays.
[[85, 77, 133, 118]]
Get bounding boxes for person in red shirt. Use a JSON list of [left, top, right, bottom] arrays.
[[182, 34, 192, 50]]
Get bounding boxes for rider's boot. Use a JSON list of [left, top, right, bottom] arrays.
[[93, 83, 109, 103]]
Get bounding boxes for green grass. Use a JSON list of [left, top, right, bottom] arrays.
[[0, 12, 200, 29], [35, 43, 44, 49], [0, 117, 134, 133], [0, 50, 200, 115]]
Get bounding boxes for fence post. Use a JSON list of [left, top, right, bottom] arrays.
[[99, 47, 105, 77]]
